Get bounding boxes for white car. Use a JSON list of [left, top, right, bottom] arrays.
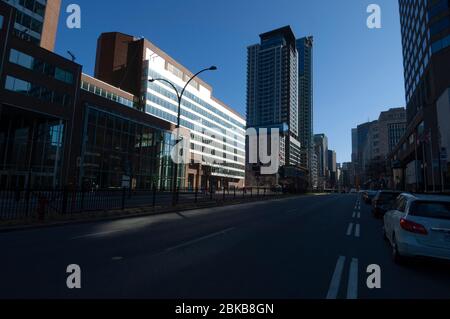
[[384, 193, 450, 263]]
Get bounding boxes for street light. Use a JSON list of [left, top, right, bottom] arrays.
[[149, 66, 217, 205]]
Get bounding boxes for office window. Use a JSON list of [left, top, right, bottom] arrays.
[[55, 67, 74, 84], [4, 75, 30, 93], [0, 14, 4, 29], [9, 49, 34, 69]]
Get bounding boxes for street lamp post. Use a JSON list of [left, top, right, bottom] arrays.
[[149, 66, 217, 205]]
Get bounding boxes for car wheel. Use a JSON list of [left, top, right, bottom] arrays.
[[392, 235, 404, 264]]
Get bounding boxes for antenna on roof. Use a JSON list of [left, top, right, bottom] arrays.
[[67, 51, 76, 62]]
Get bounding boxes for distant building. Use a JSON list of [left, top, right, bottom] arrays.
[[327, 149, 337, 188], [314, 133, 328, 189], [310, 151, 318, 189], [357, 108, 406, 188], [351, 128, 358, 163]]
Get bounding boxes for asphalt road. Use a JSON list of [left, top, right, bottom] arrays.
[[1, 194, 449, 299]]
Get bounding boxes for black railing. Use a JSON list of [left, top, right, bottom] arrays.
[[0, 186, 284, 222]]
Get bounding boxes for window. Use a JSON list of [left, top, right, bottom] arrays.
[[55, 67, 74, 84], [395, 197, 407, 212], [0, 14, 4, 30], [9, 49, 74, 84], [5, 75, 30, 93], [410, 201, 450, 220], [4, 75, 71, 106], [9, 49, 33, 69]]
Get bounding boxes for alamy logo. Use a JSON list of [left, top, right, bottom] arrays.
[[366, 264, 381, 289], [66, 4, 81, 29], [367, 4, 382, 29], [66, 264, 81, 289], [170, 122, 280, 175]]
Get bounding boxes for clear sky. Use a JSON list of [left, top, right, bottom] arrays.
[[55, 0, 406, 164]]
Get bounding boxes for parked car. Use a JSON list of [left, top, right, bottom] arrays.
[[363, 190, 378, 204], [384, 193, 450, 263], [372, 190, 403, 218], [350, 189, 357, 194]]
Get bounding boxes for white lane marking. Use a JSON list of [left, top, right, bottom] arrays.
[[346, 223, 354, 236], [165, 227, 235, 252], [357, 212, 361, 219], [347, 258, 359, 299], [72, 229, 126, 240], [355, 224, 361, 238], [112, 256, 124, 261], [352, 212, 356, 218], [326, 256, 346, 299]]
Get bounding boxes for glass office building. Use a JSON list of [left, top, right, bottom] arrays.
[[392, 0, 450, 191], [79, 106, 176, 190], [142, 45, 246, 189], [93, 32, 246, 189]]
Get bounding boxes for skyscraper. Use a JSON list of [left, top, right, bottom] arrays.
[[1, 0, 61, 51], [246, 26, 302, 186], [297, 36, 314, 188], [297, 36, 314, 170], [351, 128, 358, 163], [390, 0, 450, 191]]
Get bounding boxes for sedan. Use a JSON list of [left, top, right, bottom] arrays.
[[372, 190, 402, 218], [384, 193, 450, 263], [363, 190, 378, 204]]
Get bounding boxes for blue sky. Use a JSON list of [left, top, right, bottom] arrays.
[[55, 0, 405, 163]]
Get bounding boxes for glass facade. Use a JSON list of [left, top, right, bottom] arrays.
[[399, 0, 450, 108], [4, 75, 73, 106], [144, 66, 246, 181], [9, 49, 74, 84], [0, 109, 64, 189], [80, 106, 178, 190]]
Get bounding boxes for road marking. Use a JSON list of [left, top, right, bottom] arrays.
[[355, 224, 361, 238], [72, 229, 125, 240], [112, 256, 124, 261], [357, 212, 361, 219], [346, 223, 354, 236], [165, 227, 235, 252], [326, 256, 346, 299], [347, 258, 359, 299], [352, 212, 356, 218]]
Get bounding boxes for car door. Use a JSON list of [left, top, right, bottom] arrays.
[[385, 196, 407, 241]]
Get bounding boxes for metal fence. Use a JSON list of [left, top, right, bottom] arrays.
[[0, 187, 283, 221]]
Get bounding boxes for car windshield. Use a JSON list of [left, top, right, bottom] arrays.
[[409, 201, 450, 220]]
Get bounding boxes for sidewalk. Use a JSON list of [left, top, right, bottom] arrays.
[[0, 193, 295, 232]]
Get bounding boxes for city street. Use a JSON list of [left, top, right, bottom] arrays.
[[1, 193, 449, 299]]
